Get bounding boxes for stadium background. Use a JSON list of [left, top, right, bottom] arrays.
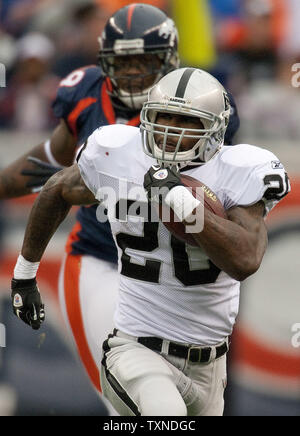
[[0, 0, 299, 416]]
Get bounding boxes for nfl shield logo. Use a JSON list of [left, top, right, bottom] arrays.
[[153, 169, 168, 180], [13, 293, 23, 307]]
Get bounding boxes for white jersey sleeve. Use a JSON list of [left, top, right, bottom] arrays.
[[77, 124, 144, 200], [216, 144, 290, 214]]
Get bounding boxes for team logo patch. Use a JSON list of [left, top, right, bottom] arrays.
[[271, 160, 284, 169], [169, 97, 187, 104], [13, 293, 23, 308], [203, 186, 217, 202], [158, 18, 176, 39], [153, 169, 168, 180]]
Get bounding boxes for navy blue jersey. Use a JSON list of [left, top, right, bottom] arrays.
[[52, 66, 140, 263], [52, 65, 240, 263]]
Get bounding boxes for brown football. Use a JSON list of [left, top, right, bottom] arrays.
[[158, 174, 227, 246]]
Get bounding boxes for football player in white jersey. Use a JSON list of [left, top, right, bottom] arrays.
[[11, 68, 290, 416]]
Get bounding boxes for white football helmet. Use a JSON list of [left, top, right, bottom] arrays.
[[140, 68, 231, 167]]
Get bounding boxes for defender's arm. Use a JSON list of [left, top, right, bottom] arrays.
[[0, 119, 76, 199]]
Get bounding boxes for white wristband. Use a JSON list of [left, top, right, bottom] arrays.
[[44, 140, 64, 168], [165, 185, 201, 222], [14, 254, 40, 280]]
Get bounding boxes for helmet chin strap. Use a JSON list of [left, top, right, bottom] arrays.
[[111, 69, 165, 109], [153, 143, 197, 165]]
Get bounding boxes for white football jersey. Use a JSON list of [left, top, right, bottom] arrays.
[[78, 124, 290, 345]]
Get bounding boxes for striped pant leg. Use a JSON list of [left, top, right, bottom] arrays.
[[58, 252, 119, 394], [101, 334, 188, 416]]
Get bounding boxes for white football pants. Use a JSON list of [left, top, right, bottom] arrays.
[[59, 252, 119, 393], [100, 331, 227, 416]]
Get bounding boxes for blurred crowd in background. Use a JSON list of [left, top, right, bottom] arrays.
[[0, 0, 300, 139], [0, 0, 299, 417]]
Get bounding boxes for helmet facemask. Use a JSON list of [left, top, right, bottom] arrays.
[[140, 101, 229, 168], [99, 44, 179, 110]]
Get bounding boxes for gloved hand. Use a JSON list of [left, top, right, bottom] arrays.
[[143, 165, 182, 202], [11, 278, 45, 330], [21, 157, 62, 193]]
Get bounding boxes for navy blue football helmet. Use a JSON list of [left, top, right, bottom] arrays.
[[98, 3, 179, 109]]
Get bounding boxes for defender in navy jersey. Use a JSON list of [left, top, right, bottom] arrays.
[[52, 64, 140, 264], [1, 4, 239, 399]]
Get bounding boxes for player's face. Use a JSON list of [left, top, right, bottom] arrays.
[[112, 54, 163, 93], [154, 113, 204, 152]]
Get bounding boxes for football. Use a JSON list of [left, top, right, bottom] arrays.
[[158, 174, 227, 247]]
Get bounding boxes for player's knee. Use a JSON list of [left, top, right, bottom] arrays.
[[140, 394, 187, 416]]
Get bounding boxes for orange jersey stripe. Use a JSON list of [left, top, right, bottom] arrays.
[[64, 253, 101, 392], [101, 80, 116, 125], [67, 97, 97, 138], [126, 113, 140, 127]]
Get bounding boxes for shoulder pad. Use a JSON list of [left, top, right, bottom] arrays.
[[219, 143, 277, 168], [58, 65, 102, 94], [52, 66, 103, 120], [80, 124, 153, 182], [219, 144, 290, 212], [91, 124, 140, 150]]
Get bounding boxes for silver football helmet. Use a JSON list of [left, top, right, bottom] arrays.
[[140, 68, 231, 167]]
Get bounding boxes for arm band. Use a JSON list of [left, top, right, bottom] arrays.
[[164, 185, 201, 222], [44, 140, 64, 168], [14, 254, 40, 280]]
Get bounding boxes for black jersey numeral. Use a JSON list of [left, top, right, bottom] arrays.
[[263, 173, 290, 201], [115, 200, 161, 283], [115, 200, 220, 286], [171, 237, 221, 286]]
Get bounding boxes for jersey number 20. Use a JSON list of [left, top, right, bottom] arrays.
[[115, 200, 220, 287]]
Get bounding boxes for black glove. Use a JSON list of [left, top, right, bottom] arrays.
[[143, 165, 182, 202], [11, 278, 45, 330], [21, 157, 62, 192]]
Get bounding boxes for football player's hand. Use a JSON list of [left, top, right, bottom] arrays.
[[11, 278, 45, 330], [143, 166, 182, 201], [21, 157, 62, 193]]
